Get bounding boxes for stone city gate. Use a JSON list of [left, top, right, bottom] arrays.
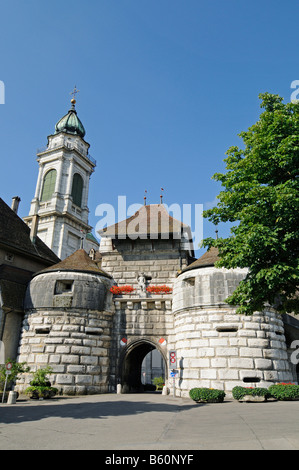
[[98, 204, 194, 394], [117, 338, 168, 392], [110, 297, 171, 393]]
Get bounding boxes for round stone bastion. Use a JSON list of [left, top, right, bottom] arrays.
[[172, 256, 294, 398], [16, 249, 114, 396]]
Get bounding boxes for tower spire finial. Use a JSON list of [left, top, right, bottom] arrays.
[[160, 188, 164, 204], [70, 85, 79, 108]]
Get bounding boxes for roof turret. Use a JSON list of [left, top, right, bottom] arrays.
[[35, 249, 111, 278], [180, 246, 220, 273]]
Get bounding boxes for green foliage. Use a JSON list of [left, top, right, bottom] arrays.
[[232, 386, 271, 400], [29, 366, 53, 387], [25, 366, 58, 399], [232, 384, 299, 401], [152, 376, 165, 390], [268, 383, 299, 400], [202, 93, 299, 315], [25, 385, 58, 399], [189, 388, 225, 403], [0, 359, 30, 390]]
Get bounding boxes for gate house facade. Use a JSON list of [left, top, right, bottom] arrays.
[[16, 203, 296, 397], [12, 97, 297, 397]]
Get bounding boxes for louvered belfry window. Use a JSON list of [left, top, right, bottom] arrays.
[[71, 173, 83, 207], [41, 169, 57, 202]]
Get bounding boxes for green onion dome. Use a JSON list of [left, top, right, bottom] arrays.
[[55, 99, 86, 138]]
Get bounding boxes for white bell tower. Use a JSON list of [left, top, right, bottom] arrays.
[[24, 90, 99, 260]]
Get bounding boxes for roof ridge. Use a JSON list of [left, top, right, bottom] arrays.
[[99, 203, 189, 238], [35, 248, 111, 278]]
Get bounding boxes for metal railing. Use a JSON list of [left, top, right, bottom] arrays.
[[37, 142, 96, 166]]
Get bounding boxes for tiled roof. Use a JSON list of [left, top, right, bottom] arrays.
[[36, 248, 111, 278], [181, 246, 220, 273], [98, 204, 189, 238], [0, 198, 60, 265]]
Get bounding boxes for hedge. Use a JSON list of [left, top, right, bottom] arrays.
[[189, 388, 225, 403], [232, 386, 271, 400], [268, 383, 299, 401]]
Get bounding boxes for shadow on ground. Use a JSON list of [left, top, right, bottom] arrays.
[[0, 397, 198, 425]]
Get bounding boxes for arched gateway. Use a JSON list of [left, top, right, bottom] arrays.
[[119, 339, 167, 393]]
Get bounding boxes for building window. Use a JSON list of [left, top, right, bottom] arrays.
[[71, 173, 83, 207], [40, 169, 57, 202], [5, 253, 14, 262], [55, 280, 74, 294]]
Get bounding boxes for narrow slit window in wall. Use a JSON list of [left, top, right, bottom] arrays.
[[243, 377, 261, 383], [35, 328, 50, 335], [216, 326, 238, 333], [184, 277, 195, 286]]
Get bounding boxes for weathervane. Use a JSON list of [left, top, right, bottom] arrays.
[[144, 189, 147, 205], [160, 188, 164, 204]]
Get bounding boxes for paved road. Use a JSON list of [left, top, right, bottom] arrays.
[[0, 392, 299, 451]]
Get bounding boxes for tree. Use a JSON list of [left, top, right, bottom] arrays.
[[202, 93, 299, 315], [0, 359, 30, 391]]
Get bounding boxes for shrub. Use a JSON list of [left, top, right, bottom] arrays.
[[268, 383, 299, 401], [232, 386, 271, 400], [25, 385, 58, 399], [152, 376, 165, 390], [25, 366, 58, 399], [189, 388, 225, 403]]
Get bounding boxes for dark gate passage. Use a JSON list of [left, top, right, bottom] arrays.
[[120, 340, 166, 393]]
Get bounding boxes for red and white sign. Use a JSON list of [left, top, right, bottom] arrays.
[[120, 338, 127, 346], [169, 350, 177, 368], [6, 362, 12, 370], [159, 338, 167, 347]]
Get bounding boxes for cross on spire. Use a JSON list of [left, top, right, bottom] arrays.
[[70, 85, 80, 101]]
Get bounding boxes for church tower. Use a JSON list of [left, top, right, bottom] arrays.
[[24, 91, 99, 260]]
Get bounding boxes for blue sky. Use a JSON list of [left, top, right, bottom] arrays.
[[0, 0, 298, 256]]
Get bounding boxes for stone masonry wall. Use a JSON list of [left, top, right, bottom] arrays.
[[16, 308, 114, 395], [100, 237, 186, 390], [173, 307, 293, 397], [100, 238, 189, 288], [109, 298, 172, 389], [172, 266, 294, 397]]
